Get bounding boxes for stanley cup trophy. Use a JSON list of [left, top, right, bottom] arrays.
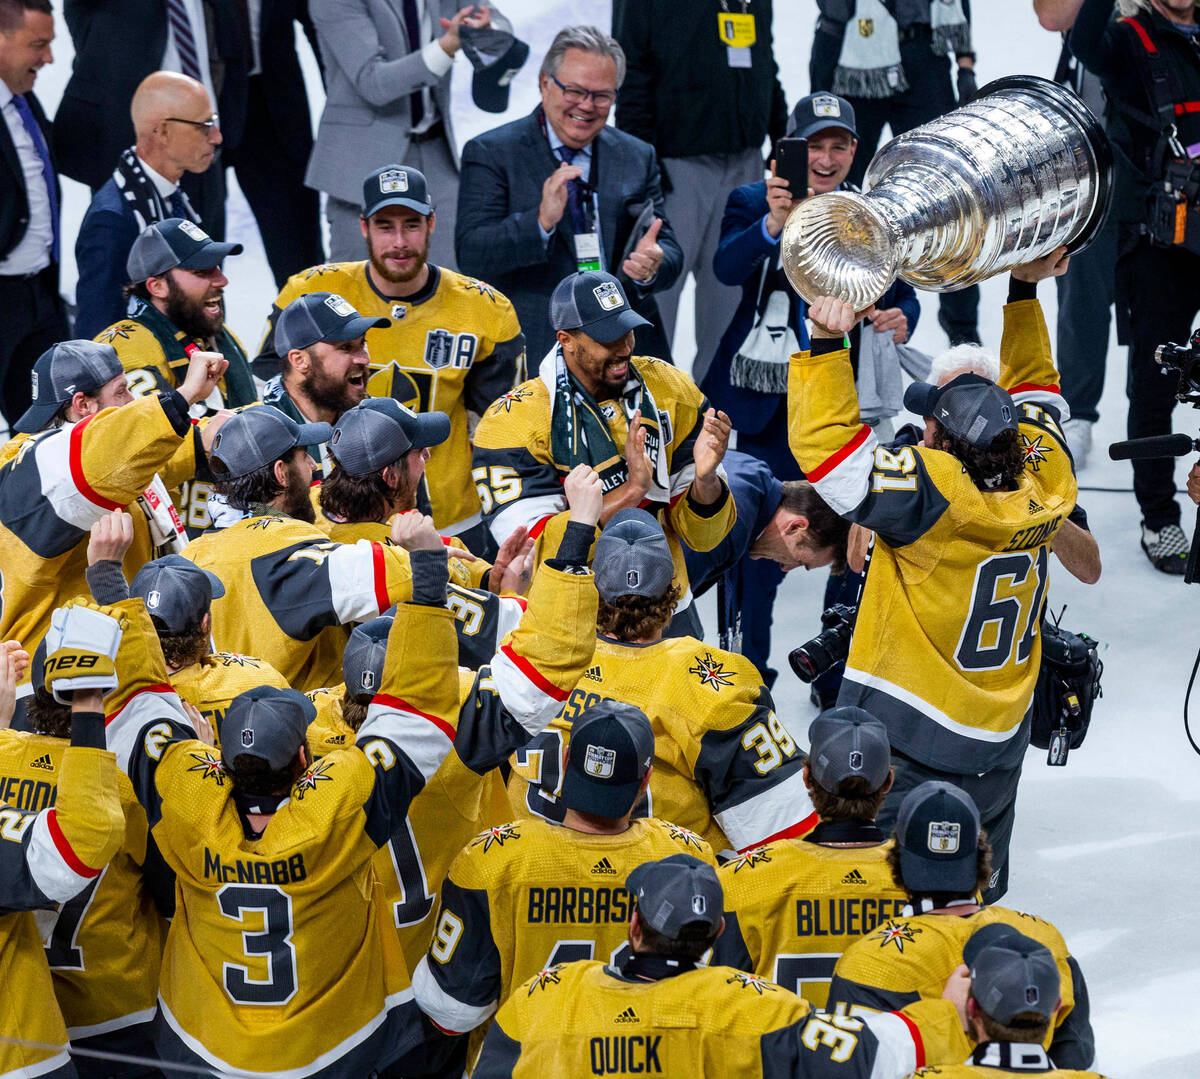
[[781, 76, 1113, 309]]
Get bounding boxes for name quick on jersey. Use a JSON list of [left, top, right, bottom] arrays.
[[590, 1035, 663, 1075], [203, 848, 308, 885], [526, 886, 633, 925], [795, 897, 908, 937]]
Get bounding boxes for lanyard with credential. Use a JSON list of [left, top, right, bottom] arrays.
[[538, 107, 606, 272], [718, 0, 756, 66]]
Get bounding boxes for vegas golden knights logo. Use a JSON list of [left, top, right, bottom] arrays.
[[858, 18, 874, 36]]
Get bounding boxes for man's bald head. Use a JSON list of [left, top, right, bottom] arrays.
[[130, 70, 221, 182], [131, 71, 209, 136]]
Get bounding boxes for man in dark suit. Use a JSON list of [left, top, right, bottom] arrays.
[[0, 0, 67, 428], [455, 24, 682, 363]]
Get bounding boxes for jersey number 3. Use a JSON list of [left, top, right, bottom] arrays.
[[955, 548, 1048, 672]]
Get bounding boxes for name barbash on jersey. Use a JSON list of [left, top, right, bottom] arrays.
[[526, 886, 634, 925]]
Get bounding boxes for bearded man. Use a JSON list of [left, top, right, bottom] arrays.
[[255, 164, 526, 554]]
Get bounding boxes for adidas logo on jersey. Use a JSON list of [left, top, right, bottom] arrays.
[[841, 868, 868, 885], [614, 1007, 640, 1024], [582, 665, 603, 682], [592, 857, 618, 876], [30, 754, 54, 771], [1028, 498, 1044, 514]]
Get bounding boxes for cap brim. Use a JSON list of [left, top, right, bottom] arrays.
[[408, 410, 452, 450], [366, 197, 433, 217], [470, 38, 530, 113], [177, 240, 244, 270], [559, 772, 644, 818], [795, 119, 858, 140], [199, 567, 226, 600], [582, 307, 652, 344], [903, 380, 939, 418], [331, 314, 391, 342], [13, 401, 57, 434], [295, 421, 333, 448]]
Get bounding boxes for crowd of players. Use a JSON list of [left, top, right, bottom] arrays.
[[0, 7, 1128, 1079]]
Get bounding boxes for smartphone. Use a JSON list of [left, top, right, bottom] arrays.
[[774, 137, 809, 196]]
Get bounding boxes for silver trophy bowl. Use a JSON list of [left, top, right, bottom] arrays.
[[782, 76, 1113, 309]]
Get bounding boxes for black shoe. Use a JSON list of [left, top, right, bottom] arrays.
[[937, 308, 982, 347], [1141, 524, 1188, 575]]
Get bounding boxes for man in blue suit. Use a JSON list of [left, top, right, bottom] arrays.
[[455, 25, 682, 364]]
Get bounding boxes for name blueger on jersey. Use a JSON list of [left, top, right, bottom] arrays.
[[795, 897, 908, 937]]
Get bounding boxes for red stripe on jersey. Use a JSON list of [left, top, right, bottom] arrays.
[[46, 808, 101, 878], [892, 1009, 926, 1068], [104, 684, 176, 726], [1176, 102, 1200, 115], [527, 514, 554, 541], [1119, 16, 1157, 53], [370, 542, 391, 613], [499, 642, 569, 701], [508, 595, 529, 612], [806, 424, 872, 482], [370, 693, 455, 742], [69, 415, 123, 510], [1008, 381, 1061, 396], [745, 810, 819, 853]]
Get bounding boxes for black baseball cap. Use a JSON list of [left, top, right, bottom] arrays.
[[807, 707, 891, 792], [894, 781, 981, 894], [626, 854, 723, 939], [219, 686, 315, 770], [209, 406, 332, 479], [787, 92, 858, 140], [342, 616, 392, 704], [904, 372, 1017, 448], [550, 271, 650, 344], [130, 554, 226, 634], [560, 700, 655, 818], [275, 292, 390, 353], [126, 217, 243, 281], [328, 398, 451, 476], [968, 927, 1060, 1025], [460, 6, 529, 113], [15, 340, 124, 433], [593, 508, 675, 603], [362, 165, 433, 219]]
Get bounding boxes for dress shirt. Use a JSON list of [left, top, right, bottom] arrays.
[[0, 82, 53, 275]]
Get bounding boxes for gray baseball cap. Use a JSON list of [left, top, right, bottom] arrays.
[[807, 707, 891, 793], [328, 398, 451, 477], [560, 700, 655, 818], [894, 781, 981, 895], [209, 406, 332, 479], [968, 927, 1060, 1025], [362, 164, 433, 218], [343, 616, 392, 704], [626, 854, 723, 939], [131, 554, 226, 634], [15, 340, 124, 433], [126, 217, 243, 282], [460, 6, 529, 113], [593, 508, 675, 603], [904, 372, 1017, 448], [550, 271, 650, 344], [220, 686, 315, 770], [275, 292, 390, 353]]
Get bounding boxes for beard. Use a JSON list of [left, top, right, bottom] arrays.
[[300, 357, 367, 419], [282, 464, 316, 523], [164, 277, 224, 339], [367, 231, 430, 285]]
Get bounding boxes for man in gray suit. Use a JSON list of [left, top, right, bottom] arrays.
[[455, 25, 682, 363], [306, 0, 490, 267]]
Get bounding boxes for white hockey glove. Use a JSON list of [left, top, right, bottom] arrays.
[[43, 602, 126, 704]]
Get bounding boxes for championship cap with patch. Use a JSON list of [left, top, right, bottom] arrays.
[[126, 217, 243, 282], [275, 292, 390, 353], [14, 340, 124, 434], [460, 5, 529, 113], [807, 707, 891, 793], [593, 508, 675, 603], [209, 405, 332, 479], [787, 92, 858, 140], [329, 398, 451, 476], [362, 164, 433, 218], [904, 371, 1017, 448], [894, 780, 981, 894], [968, 928, 1060, 1025], [626, 854, 724, 939], [550, 270, 650, 344], [560, 700, 655, 817], [219, 686, 315, 770], [130, 554, 226, 634], [342, 615, 392, 704]]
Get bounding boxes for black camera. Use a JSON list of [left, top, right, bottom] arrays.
[[788, 604, 857, 684], [1155, 327, 1200, 401]]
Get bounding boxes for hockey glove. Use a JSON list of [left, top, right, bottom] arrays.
[[43, 601, 127, 704], [956, 65, 978, 104]]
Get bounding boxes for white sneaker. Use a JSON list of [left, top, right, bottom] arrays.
[[1063, 418, 1093, 467]]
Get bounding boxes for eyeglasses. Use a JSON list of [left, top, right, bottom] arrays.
[[550, 75, 616, 109], [165, 113, 220, 132]]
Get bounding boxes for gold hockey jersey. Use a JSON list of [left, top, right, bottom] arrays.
[[788, 300, 1078, 774], [171, 652, 292, 744], [829, 906, 1094, 1069], [258, 262, 526, 534], [714, 828, 907, 1007], [321, 517, 492, 591], [910, 1042, 1109, 1078], [508, 634, 814, 855], [474, 959, 955, 1079], [0, 731, 166, 1041], [0, 746, 124, 1079], [412, 816, 717, 1036]]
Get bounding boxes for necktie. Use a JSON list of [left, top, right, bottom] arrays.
[[164, 0, 203, 81], [169, 190, 189, 219], [12, 94, 59, 263], [401, 0, 425, 128], [556, 145, 588, 234]]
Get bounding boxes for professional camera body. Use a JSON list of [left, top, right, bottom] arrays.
[[1155, 327, 1200, 403], [788, 604, 856, 684]]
